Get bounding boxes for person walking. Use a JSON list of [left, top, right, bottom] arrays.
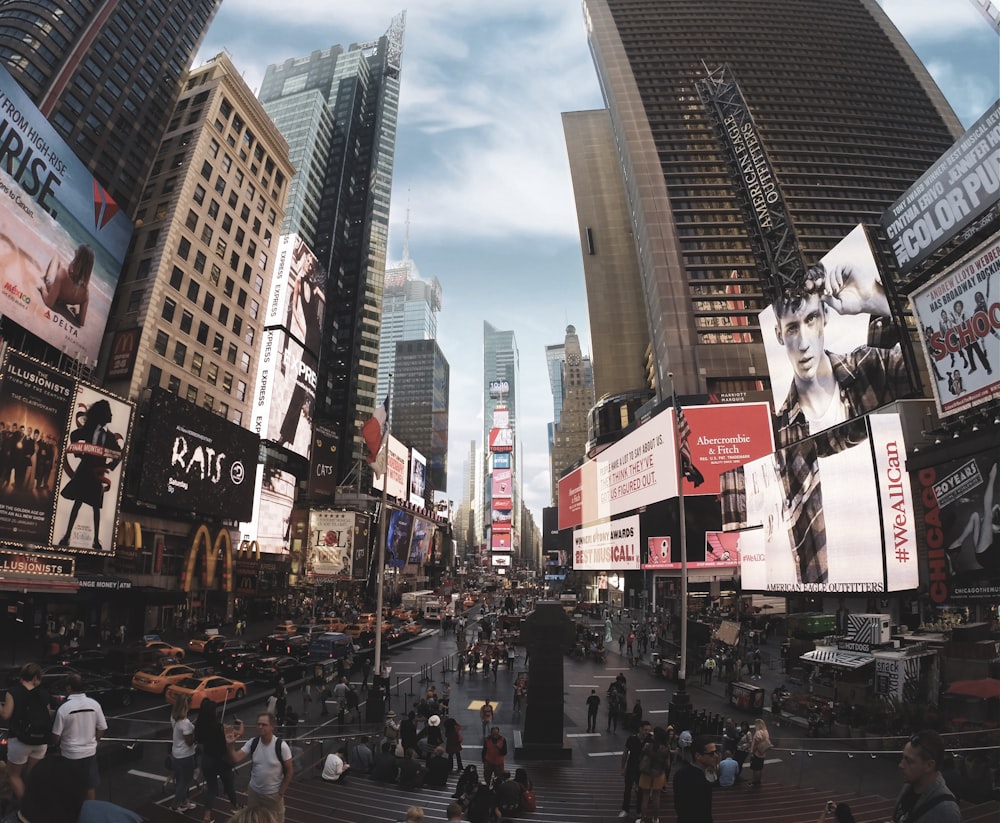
[[479, 700, 494, 740], [227, 712, 294, 823], [168, 693, 198, 812], [891, 730, 961, 823], [703, 655, 716, 685], [444, 716, 464, 773], [194, 698, 240, 822], [673, 734, 717, 823], [638, 726, 671, 823], [0, 662, 52, 806], [586, 689, 601, 733], [748, 718, 772, 788], [619, 720, 652, 819], [50, 673, 107, 801], [481, 726, 508, 789]]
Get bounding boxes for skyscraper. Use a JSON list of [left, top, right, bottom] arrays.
[[577, 0, 964, 398], [549, 325, 595, 505], [391, 338, 449, 495], [483, 321, 521, 559], [258, 14, 404, 484], [0, 0, 222, 219]]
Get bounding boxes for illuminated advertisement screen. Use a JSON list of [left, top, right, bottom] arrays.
[[309, 510, 355, 577], [915, 444, 1000, 603], [266, 234, 327, 356], [573, 514, 641, 571], [641, 532, 741, 570], [492, 452, 510, 470], [408, 515, 435, 564], [492, 468, 512, 498], [910, 235, 1000, 418], [385, 507, 413, 568], [489, 427, 513, 452], [678, 403, 774, 497], [409, 448, 427, 506], [240, 465, 295, 554], [721, 411, 917, 593], [308, 423, 338, 500], [52, 382, 133, 555], [491, 532, 511, 551], [372, 434, 407, 500], [0, 65, 134, 366], [253, 328, 317, 459], [759, 224, 912, 449], [136, 389, 258, 521]]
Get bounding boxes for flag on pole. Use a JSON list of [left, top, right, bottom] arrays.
[[674, 397, 705, 488], [362, 395, 389, 464]]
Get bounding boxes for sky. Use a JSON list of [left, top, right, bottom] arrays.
[[197, 0, 1000, 529]]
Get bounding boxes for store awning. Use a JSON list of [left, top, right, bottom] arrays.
[[800, 648, 874, 669], [0, 574, 79, 595]]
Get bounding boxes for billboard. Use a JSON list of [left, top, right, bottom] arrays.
[[52, 383, 132, 554], [372, 434, 407, 500], [492, 553, 511, 567], [492, 468, 512, 497], [104, 328, 140, 380], [721, 412, 917, 593], [266, 234, 327, 356], [0, 351, 73, 545], [641, 532, 741, 570], [240, 465, 295, 554], [385, 507, 413, 568], [572, 514, 641, 571], [915, 444, 1000, 603], [307, 423, 338, 500], [252, 328, 317, 459], [677, 403, 774, 496], [759, 224, 911, 448], [0, 65, 134, 365], [309, 510, 355, 577], [491, 532, 511, 551], [909, 235, 1000, 417], [136, 389, 258, 521], [409, 448, 427, 506], [489, 427, 513, 452], [408, 515, 435, 564], [881, 100, 1000, 276]]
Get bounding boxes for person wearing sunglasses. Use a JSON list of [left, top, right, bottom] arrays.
[[891, 730, 961, 823], [673, 735, 717, 823]]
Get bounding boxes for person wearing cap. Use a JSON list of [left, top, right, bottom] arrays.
[[891, 730, 961, 823], [677, 729, 694, 765]]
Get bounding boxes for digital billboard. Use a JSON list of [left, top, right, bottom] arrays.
[[572, 514, 641, 571], [0, 351, 73, 545], [489, 427, 513, 452], [309, 510, 355, 577], [0, 65, 134, 365], [252, 328, 317, 459], [409, 448, 427, 506], [266, 234, 327, 356], [307, 422, 338, 500], [721, 412, 917, 593], [491, 532, 511, 551], [677, 403, 774, 496], [408, 515, 435, 564], [759, 224, 911, 448], [915, 443, 1000, 603], [385, 507, 413, 568], [240, 464, 295, 555], [52, 383, 132, 554], [492, 452, 510, 470], [136, 389, 258, 521], [910, 235, 1000, 417], [642, 532, 741, 571], [492, 468, 512, 497], [372, 434, 408, 500], [881, 100, 1000, 277]]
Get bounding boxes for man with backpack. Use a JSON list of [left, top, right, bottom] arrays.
[[0, 662, 52, 804], [228, 712, 294, 822]]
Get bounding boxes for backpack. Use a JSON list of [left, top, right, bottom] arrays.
[[249, 735, 290, 777], [12, 684, 52, 746]]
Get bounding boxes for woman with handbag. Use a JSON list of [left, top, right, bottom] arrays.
[[748, 718, 772, 788], [194, 698, 240, 823], [169, 693, 197, 813]]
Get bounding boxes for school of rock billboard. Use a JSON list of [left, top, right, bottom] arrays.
[[0, 350, 132, 554], [721, 411, 917, 594], [136, 389, 258, 522], [910, 235, 1000, 417], [0, 65, 135, 366], [881, 99, 1000, 278], [914, 444, 1000, 603], [309, 509, 355, 577], [759, 225, 912, 449]]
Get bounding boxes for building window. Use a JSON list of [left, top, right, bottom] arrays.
[[232, 409, 243, 426], [177, 237, 191, 260], [169, 266, 184, 289], [185, 385, 198, 404], [154, 330, 169, 355], [203, 293, 215, 314], [243, 326, 255, 346], [162, 298, 177, 323], [235, 380, 247, 402], [203, 394, 213, 411], [179, 310, 193, 334], [218, 402, 229, 418], [222, 372, 233, 394], [210, 264, 221, 285], [224, 277, 235, 297], [239, 352, 251, 374], [207, 200, 219, 219], [146, 365, 162, 389], [187, 281, 200, 302], [248, 299, 259, 320], [167, 374, 181, 394], [173, 341, 187, 367], [218, 304, 229, 325], [227, 343, 238, 364], [194, 252, 206, 273], [126, 289, 144, 313], [213, 333, 224, 355], [196, 322, 209, 345], [193, 184, 205, 204], [191, 352, 203, 377], [200, 224, 213, 244], [206, 362, 218, 385], [232, 316, 242, 335]]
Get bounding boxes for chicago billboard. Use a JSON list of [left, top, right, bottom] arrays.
[[759, 224, 911, 448], [136, 389, 258, 521], [882, 100, 1000, 277], [910, 235, 999, 417], [0, 65, 134, 365]]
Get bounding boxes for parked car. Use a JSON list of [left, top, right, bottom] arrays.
[[187, 630, 221, 654], [165, 675, 247, 709], [50, 675, 135, 710], [131, 663, 197, 695], [251, 656, 303, 684]]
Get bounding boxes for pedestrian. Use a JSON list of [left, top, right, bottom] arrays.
[[748, 718, 772, 788], [0, 662, 52, 805], [348, 735, 374, 774], [50, 673, 107, 801], [393, 806, 425, 823], [619, 634, 625, 654], [479, 699, 494, 740], [619, 720, 652, 819], [890, 730, 961, 822], [444, 716, 465, 772], [586, 689, 600, 733], [512, 677, 525, 718], [718, 749, 739, 788], [673, 734, 717, 823], [227, 713, 294, 823], [752, 647, 762, 680], [703, 655, 716, 685], [168, 693, 198, 812], [194, 698, 239, 822], [481, 726, 508, 789], [638, 726, 671, 823], [607, 686, 620, 733]]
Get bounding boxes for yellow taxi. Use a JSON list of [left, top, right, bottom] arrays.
[[187, 632, 220, 654], [146, 640, 185, 660], [165, 675, 247, 709], [399, 620, 422, 637], [131, 663, 196, 695], [357, 613, 378, 625], [320, 617, 347, 633]]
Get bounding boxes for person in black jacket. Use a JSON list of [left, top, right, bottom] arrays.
[[673, 735, 717, 823], [193, 699, 239, 823]]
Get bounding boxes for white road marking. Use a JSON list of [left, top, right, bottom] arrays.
[[635, 689, 662, 693], [567, 733, 602, 738], [646, 709, 670, 714], [588, 751, 624, 757], [128, 770, 169, 783]]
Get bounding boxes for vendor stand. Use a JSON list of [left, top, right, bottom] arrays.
[[729, 680, 765, 712]]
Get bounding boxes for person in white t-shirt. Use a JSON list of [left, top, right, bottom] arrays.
[[321, 746, 351, 782], [228, 712, 294, 823], [169, 693, 197, 812], [51, 674, 107, 800]]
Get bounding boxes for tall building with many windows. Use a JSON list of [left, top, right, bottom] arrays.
[[0, 0, 221, 219], [100, 53, 293, 424], [549, 325, 595, 505], [258, 14, 404, 485], [483, 321, 521, 561], [391, 338, 449, 495], [575, 0, 964, 399]]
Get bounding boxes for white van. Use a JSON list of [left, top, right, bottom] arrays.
[[423, 602, 444, 622]]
